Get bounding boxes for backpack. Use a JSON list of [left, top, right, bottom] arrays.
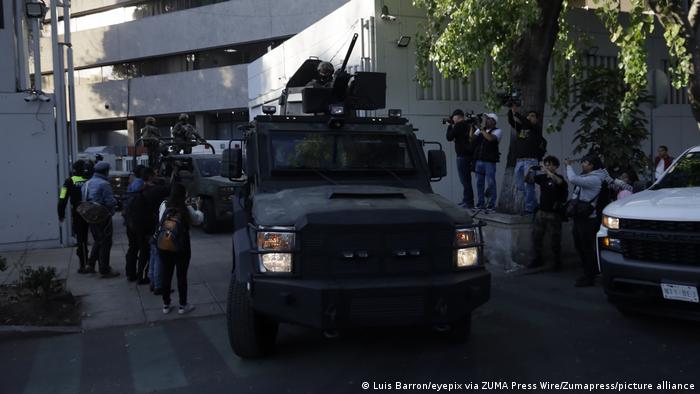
[[536, 136, 548, 161], [156, 207, 186, 252], [77, 180, 112, 224]]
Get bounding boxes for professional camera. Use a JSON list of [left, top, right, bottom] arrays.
[[497, 88, 522, 107], [442, 117, 453, 125], [464, 111, 483, 124]]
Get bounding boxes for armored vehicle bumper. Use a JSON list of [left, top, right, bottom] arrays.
[[248, 269, 490, 329]]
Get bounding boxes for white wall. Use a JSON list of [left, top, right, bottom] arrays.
[[40, 0, 350, 72], [73, 63, 248, 120], [250, 0, 700, 205], [0, 94, 62, 251]]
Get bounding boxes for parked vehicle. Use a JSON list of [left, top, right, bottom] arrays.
[[598, 145, 700, 318]]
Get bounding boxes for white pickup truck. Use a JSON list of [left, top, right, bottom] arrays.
[[598, 145, 700, 318]]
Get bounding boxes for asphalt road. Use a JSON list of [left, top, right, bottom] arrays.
[[1, 268, 699, 394]]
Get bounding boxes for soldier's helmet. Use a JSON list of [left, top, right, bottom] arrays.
[[317, 61, 334, 78], [178, 113, 189, 122], [145, 116, 156, 125]]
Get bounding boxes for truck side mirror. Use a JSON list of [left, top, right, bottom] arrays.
[[427, 150, 447, 180], [222, 148, 243, 179]]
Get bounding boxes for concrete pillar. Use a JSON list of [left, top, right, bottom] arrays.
[[127, 119, 136, 146], [0, 0, 18, 92]]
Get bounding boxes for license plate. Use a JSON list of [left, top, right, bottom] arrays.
[[661, 283, 699, 303]]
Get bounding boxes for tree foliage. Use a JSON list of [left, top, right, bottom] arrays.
[[570, 66, 650, 175]]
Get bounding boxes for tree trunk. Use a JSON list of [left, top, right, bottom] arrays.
[[497, 1, 564, 214]]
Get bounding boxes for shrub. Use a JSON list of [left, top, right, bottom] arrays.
[[20, 266, 59, 302]]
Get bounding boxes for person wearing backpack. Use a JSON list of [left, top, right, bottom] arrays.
[[82, 161, 119, 278], [158, 183, 203, 314], [508, 104, 544, 215], [58, 161, 90, 273], [564, 154, 608, 287]]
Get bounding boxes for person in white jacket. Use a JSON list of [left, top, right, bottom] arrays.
[[158, 183, 204, 315]]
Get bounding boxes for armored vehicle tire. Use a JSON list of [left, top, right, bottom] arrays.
[[441, 314, 472, 343], [226, 273, 279, 358], [202, 199, 217, 234]]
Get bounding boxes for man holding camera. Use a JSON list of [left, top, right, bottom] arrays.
[[471, 113, 502, 210], [526, 156, 568, 270], [445, 109, 474, 208], [508, 104, 543, 215]]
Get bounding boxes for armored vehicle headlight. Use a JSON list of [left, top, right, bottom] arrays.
[[454, 228, 478, 247], [260, 253, 293, 273], [455, 248, 479, 267], [257, 231, 295, 251], [602, 215, 620, 230]]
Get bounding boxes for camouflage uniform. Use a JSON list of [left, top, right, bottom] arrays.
[[140, 117, 161, 170]]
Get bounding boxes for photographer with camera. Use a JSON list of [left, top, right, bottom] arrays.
[[525, 156, 568, 270], [470, 113, 502, 211], [508, 103, 544, 215], [445, 109, 474, 209]]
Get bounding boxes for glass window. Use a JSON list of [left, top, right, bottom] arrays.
[[195, 157, 222, 177], [271, 132, 415, 171], [653, 152, 700, 189]]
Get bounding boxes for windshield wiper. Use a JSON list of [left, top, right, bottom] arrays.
[[365, 165, 408, 188]]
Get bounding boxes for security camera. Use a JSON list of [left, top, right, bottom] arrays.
[[37, 93, 51, 102], [24, 94, 38, 102]]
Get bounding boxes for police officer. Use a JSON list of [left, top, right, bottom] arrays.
[[140, 116, 161, 170], [58, 161, 91, 273], [172, 113, 203, 154], [307, 61, 335, 88]]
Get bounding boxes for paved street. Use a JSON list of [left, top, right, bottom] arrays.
[[1, 265, 699, 394]]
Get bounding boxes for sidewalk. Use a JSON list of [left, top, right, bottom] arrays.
[[0, 216, 232, 331]]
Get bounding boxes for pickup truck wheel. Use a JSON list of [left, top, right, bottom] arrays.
[[441, 315, 472, 343], [226, 273, 278, 358], [202, 199, 217, 234]]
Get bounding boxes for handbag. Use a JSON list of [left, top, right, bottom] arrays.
[[565, 185, 600, 219], [76, 181, 112, 224]]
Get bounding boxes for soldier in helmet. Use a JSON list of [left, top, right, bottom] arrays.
[[172, 113, 204, 154], [140, 116, 161, 170], [307, 61, 335, 88]]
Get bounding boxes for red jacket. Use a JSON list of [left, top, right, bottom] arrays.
[[654, 156, 673, 170]]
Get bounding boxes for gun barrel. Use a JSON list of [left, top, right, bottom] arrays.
[[339, 33, 359, 73]]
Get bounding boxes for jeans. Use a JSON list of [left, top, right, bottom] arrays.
[[572, 217, 600, 279], [515, 158, 539, 212], [88, 217, 113, 274], [125, 226, 151, 280], [148, 238, 162, 290], [475, 160, 497, 208], [532, 211, 562, 264], [456, 156, 474, 207], [160, 249, 191, 306]]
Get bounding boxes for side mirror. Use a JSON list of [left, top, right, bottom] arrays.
[[427, 150, 447, 180], [222, 148, 243, 179]]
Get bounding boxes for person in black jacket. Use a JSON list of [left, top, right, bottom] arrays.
[[58, 161, 91, 273], [445, 109, 474, 208], [508, 104, 543, 214]]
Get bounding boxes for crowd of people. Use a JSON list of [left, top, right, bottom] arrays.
[[446, 105, 671, 287], [58, 160, 203, 315]]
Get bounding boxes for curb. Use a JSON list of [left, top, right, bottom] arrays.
[[0, 325, 82, 341]]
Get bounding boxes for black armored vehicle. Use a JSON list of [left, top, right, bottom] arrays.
[[221, 36, 490, 358]]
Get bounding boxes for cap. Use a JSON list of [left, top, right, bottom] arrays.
[[484, 113, 498, 123], [451, 109, 465, 117], [178, 113, 189, 121], [94, 161, 110, 172], [145, 116, 156, 125]]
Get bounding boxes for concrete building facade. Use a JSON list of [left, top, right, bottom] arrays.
[[39, 0, 349, 148]]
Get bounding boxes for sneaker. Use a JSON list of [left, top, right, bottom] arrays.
[[162, 304, 171, 314], [100, 270, 120, 279], [178, 304, 195, 315]]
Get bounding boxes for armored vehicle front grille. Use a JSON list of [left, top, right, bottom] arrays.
[[622, 240, 700, 266], [348, 295, 425, 325], [620, 219, 700, 233], [299, 224, 453, 278]]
